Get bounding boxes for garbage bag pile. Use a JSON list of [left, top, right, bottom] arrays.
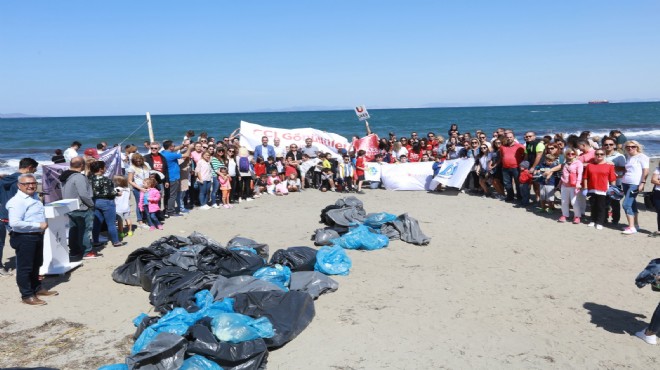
[[314, 197, 431, 247], [104, 233, 339, 370]]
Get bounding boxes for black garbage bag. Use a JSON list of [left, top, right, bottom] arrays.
[[226, 237, 270, 260], [126, 332, 187, 370], [198, 248, 266, 278], [635, 258, 660, 288], [133, 314, 161, 341], [149, 268, 217, 313], [185, 318, 269, 370], [320, 204, 342, 226], [141, 260, 166, 292], [112, 247, 170, 287], [163, 244, 207, 271], [188, 231, 224, 249], [289, 271, 339, 299], [313, 228, 340, 246], [210, 276, 281, 300], [325, 207, 367, 227], [381, 213, 431, 245], [334, 196, 363, 209], [233, 290, 315, 349], [269, 247, 317, 272]]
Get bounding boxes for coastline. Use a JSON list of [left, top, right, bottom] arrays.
[[0, 186, 658, 368]]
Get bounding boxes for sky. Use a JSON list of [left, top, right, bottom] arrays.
[[1, 0, 659, 117]]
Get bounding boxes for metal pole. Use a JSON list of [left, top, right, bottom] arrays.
[[146, 112, 155, 143]]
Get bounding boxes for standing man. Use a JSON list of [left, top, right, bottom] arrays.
[[253, 136, 275, 162], [0, 158, 39, 276], [7, 174, 58, 305], [160, 139, 192, 217], [63, 141, 82, 162], [500, 131, 525, 202], [301, 138, 320, 159], [60, 157, 97, 261], [603, 136, 626, 224], [273, 138, 286, 159], [524, 131, 545, 203]]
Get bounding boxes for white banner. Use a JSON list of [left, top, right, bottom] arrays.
[[364, 162, 382, 182], [380, 162, 435, 191], [354, 105, 370, 121], [429, 158, 474, 189], [239, 121, 350, 158]]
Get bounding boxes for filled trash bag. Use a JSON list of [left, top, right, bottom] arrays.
[[232, 290, 315, 349], [635, 258, 660, 288], [226, 236, 269, 260], [112, 247, 173, 287], [334, 196, 364, 209], [211, 313, 274, 344], [198, 249, 266, 278], [210, 275, 282, 300], [313, 228, 340, 246], [332, 224, 389, 250], [314, 245, 352, 276], [189, 231, 224, 249], [252, 264, 291, 291], [180, 355, 223, 370], [164, 245, 207, 271], [380, 213, 431, 245], [320, 204, 342, 226], [149, 268, 217, 313], [364, 212, 397, 229], [289, 271, 339, 299], [185, 318, 268, 370], [324, 207, 367, 227], [126, 332, 187, 370], [269, 247, 318, 271], [99, 364, 128, 370]]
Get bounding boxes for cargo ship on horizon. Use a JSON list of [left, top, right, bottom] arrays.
[[588, 99, 610, 104]]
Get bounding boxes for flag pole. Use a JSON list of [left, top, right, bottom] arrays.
[[146, 112, 155, 143]]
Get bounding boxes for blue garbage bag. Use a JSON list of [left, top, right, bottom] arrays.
[[98, 364, 128, 370], [314, 245, 352, 276], [229, 246, 258, 255], [332, 224, 389, 250], [364, 212, 397, 228], [211, 313, 275, 344], [253, 264, 291, 291], [180, 354, 223, 370], [133, 290, 235, 354]]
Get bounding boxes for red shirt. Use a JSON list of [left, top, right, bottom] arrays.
[[285, 164, 297, 178], [408, 151, 421, 162], [355, 157, 365, 176], [151, 155, 164, 172], [519, 170, 533, 184], [253, 162, 266, 177], [584, 162, 616, 192], [500, 143, 525, 169]]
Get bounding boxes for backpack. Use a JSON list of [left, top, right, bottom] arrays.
[[238, 156, 250, 173]]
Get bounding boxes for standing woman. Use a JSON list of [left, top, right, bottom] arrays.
[[89, 161, 125, 247], [195, 150, 213, 210], [582, 149, 616, 230], [650, 163, 660, 237], [621, 140, 650, 235], [476, 144, 491, 196], [488, 139, 505, 198], [226, 147, 240, 203], [126, 153, 151, 229], [558, 148, 584, 224]]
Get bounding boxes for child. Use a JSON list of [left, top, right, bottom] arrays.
[[254, 174, 268, 197], [558, 148, 584, 224], [274, 178, 289, 196], [336, 155, 355, 192], [355, 150, 366, 193], [218, 167, 233, 209], [319, 168, 336, 192], [253, 157, 266, 178], [534, 154, 559, 213], [267, 169, 279, 195], [518, 161, 533, 207], [287, 173, 301, 192], [113, 175, 132, 237], [139, 178, 163, 230], [266, 156, 278, 175]]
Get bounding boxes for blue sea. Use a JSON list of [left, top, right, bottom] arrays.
[[1, 102, 659, 175]]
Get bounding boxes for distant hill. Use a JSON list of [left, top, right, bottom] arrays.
[[0, 113, 42, 118]]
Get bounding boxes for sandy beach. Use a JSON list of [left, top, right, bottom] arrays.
[[0, 181, 658, 369]]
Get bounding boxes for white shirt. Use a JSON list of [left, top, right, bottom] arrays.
[[115, 187, 131, 214], [63, 147, 78, 162], [622, 153, 650, 185]]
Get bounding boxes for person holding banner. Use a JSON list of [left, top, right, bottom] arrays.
[[355, 150, 366, 194]]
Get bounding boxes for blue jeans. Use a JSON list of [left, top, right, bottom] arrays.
[[502, 167, 520, 201], [211, 176, 220, 205], [621, 183, 639, 216], [68, 209, 94, 260], [144, 211, 161, 227], [652, 189, 660, 231], [198, 181, 211, 206], [520, 183, 531, 206], [132, 188, 143, 222], [0, 220, 6, 268], [93, 198, 120, 244]]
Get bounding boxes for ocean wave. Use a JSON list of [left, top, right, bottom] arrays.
[[562, 129, 660, 139]]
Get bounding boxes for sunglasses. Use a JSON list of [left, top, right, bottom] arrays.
[[625, 145, 637, 149], [603, 143, 615, 146], [595, 153, 605, 156], [19, 182, 38, 186], [150, 147, 159, 150]]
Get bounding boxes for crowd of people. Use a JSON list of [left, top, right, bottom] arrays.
[[1, 126, 659, 343]]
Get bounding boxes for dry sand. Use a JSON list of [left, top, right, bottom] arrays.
[[0, 183, 659, 369]]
